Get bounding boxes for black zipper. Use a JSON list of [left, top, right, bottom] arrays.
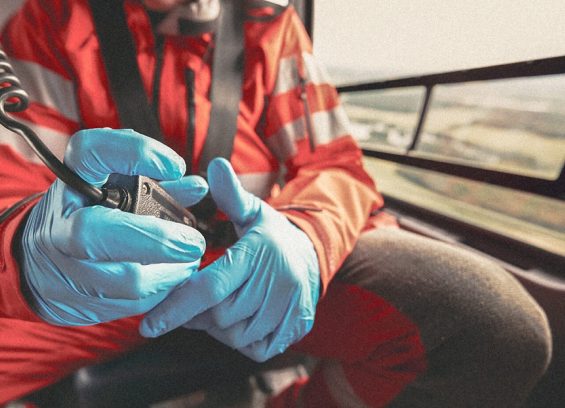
[[151, 35, 165, 125], [151, 36, 196, 174], [299, 74, 316, 152], [185, 67, 196, 174]]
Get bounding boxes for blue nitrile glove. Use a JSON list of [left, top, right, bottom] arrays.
[[19, 128, 208, 325], [140, 157, 320, 362]]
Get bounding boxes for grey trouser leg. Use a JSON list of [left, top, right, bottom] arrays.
[[334, 227, 552, 407]]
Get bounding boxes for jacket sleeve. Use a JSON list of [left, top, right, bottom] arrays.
[[0, 0, 79, 320], [262, 8, 384, 293]]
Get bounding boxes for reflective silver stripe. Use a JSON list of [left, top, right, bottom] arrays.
[[9, 58, 80, 122], [311, 105, 351, 145], [265, 117, 305, 162], [238, 171, 279, 199], [0, 1, 23, 30], [274, 54, 299, 95], [266, 105, 351, 162], [274, 52, 332, 95], [0, 119, 69, 164], [323, 360, 370, 408], [302, 52, 332, 87]]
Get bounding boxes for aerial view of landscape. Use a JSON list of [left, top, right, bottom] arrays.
[[333, 69, 565, 255], [312, 0, 565, 256]]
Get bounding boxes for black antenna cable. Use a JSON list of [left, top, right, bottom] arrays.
[[0, 49, 130, 207], [0, 48, 197, 227]]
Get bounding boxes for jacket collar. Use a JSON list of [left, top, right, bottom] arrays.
[[147, 0, 289, 36], [151, 0, 220, 36]]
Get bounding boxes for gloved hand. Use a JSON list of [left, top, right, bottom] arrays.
[[140, 158, 320, 362], [19, 128, 208, 325]]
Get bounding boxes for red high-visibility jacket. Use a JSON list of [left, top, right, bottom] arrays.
[[0, 0, 390, 401]]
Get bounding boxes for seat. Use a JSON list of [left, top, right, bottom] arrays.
[[22, 329, 308, 407]]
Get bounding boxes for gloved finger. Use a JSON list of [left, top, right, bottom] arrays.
[[238, 334, 288, 363], [182, 271, 270, 330], [61, 260, 200, 300], [159, 175, 209, 208], [64, 128, 186, 187], [181, 293, 240, 331], [189, 286, 292, 350], [53, 205, 205, 263], [44, 282, 192, 326], [238, 304, 314, 363], [139, 243, 255, 338], [207, 157, 260, 226], [181, 295, 256, 331]]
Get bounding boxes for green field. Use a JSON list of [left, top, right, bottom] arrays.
[[341, 83, 565, 256], [363, 158, 565, 256]]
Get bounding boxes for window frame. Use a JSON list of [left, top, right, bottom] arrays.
[[303, 0, 565, 269], [337, 57, 565, 199]]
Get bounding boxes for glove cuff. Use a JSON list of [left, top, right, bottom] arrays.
[[0, 196, 44, 321]]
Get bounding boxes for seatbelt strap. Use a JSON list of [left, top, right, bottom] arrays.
[[89, 0, 165, 142], [198, 0, 245, 176], [89, 0, 245, 177]]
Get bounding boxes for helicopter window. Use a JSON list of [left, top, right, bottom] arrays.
[[312, 1, 565, 259], [313, 0, 565, 84], [341, 87, 425, 153], [363, 159, 565, 257], [420, 77, 565, 180]]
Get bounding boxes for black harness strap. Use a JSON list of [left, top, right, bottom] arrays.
[[89, 0, 164, 142], [198, 0, 245, 176], [89, 0, 246, 177]]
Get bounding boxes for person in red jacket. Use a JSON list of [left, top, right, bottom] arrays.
[[0, 0, 552, 406]]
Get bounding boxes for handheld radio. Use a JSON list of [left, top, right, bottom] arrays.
[[0, 49, 198, 228]]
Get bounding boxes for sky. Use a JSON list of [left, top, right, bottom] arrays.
[[2, 0, 563, 81], [313, 0, 565, 79]]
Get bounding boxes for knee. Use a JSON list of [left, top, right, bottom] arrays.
[[439, 250, 553, 381], [468, 276, 553, 398], [496, 294, 552, 380], [429, 272, 552, 407]]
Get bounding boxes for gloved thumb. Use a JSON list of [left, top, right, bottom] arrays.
[[207, 157, 260, 227]]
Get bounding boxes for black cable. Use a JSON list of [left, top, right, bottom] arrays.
[[0, 49, 120, 207]]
